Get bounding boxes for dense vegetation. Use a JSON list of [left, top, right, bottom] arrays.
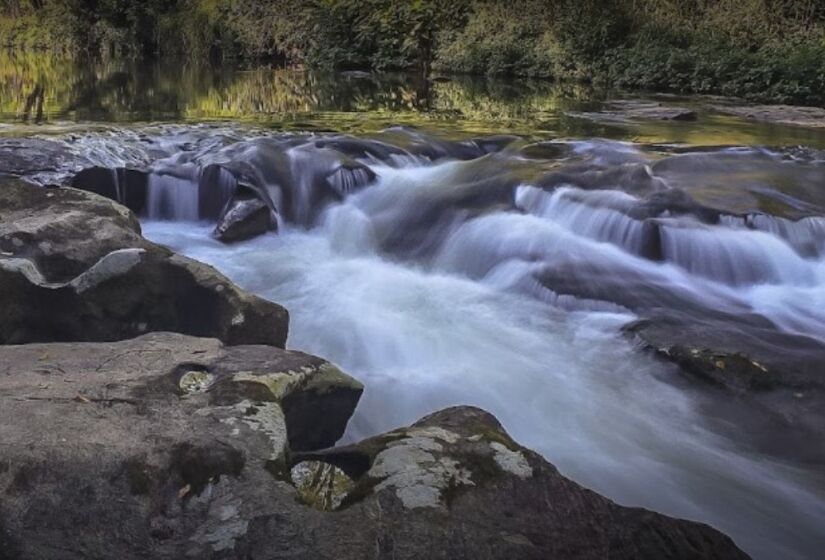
[[2, 0, 824, 105]]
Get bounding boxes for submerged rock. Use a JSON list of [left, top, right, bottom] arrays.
[[609, 100, 699, 121], [625, 315, 825, 465], [711, 103, 825, 128], [572, 100, 698, 123], [625, 316, 825, 398], [0, 178, 288, 347]]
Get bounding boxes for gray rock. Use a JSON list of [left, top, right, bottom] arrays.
[[287, 407, 750, 560], [624, 317, 825, 462], [0, 178, 289, 347], [0, 137, 83, 179], [0, 177, 150, 281], [0, 356, 748, 560], [213, 195, 275, 243], [0, 332, 363, 560]]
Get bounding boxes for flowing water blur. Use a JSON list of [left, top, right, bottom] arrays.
[[3, 52, 825, 560], [144, 151, 825, 560]]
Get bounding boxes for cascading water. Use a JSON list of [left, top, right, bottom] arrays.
[[9, 126, 825, 560], [145, 172, 200, 221]]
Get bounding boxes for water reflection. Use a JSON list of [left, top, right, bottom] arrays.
[[3, 51, 825, 147], [0, 52, 588, 126]]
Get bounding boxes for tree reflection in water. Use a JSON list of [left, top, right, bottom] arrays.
[[3, 51, 825, 149]]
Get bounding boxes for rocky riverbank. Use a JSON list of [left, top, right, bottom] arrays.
[[0, 178, 752, 558]]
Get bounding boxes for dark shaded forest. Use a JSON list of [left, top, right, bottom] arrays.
[[2, 0, 825, 105]]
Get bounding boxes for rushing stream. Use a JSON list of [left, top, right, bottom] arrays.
[[123, 130, 825, 560], [3, 56, 825, 560]]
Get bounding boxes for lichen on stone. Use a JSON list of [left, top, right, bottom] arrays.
[[231, 370, 296, 401], [489, 442, 532, 479], [239, 401, 288, 464], [209, 399, 288, 466], [368, 434, 474, 509], [405, 426, 460, 444], [231, 363, 361, 403], [189, 494, 249, 553]]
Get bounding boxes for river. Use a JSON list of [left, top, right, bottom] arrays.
[[2, 54, 825, 559]]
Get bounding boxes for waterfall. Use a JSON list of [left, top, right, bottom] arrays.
[[145, 173, 200, 221]]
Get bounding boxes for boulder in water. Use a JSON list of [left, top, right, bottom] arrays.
[[213, 194, 276, 243], [0, 177, 151, 281], [224, 140, 378, 227], [287, 406, 748, 560], [624, 315, 825, 396], [0, 178, 288, 347], [623, 314, 825, 464]]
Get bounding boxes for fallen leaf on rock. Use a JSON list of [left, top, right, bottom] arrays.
[[178, 484, 191, 499]]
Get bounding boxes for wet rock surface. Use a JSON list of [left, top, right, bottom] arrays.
[[213, 193, 276, 243], [0, 179, 288, 347], [70, 166, 150, 215], [624, 317, 825, 459], [0, 137, 88, 179]]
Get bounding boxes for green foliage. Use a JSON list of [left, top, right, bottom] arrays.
[[434, 1, 554, 77], [1, 0, 824, 105], [435, 0, 825, 105], [605, 35, 825, 105]]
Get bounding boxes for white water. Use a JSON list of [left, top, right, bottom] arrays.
[[146, 172, 200, 221], [143, 157, 825, 560]]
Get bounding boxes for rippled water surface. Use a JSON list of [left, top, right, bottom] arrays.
[[3, 52, 825, 560]]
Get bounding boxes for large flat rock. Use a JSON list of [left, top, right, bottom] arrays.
[[0, 332, 364, 559]]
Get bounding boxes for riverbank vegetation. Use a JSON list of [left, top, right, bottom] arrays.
[[1, 0, 824, 105]]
